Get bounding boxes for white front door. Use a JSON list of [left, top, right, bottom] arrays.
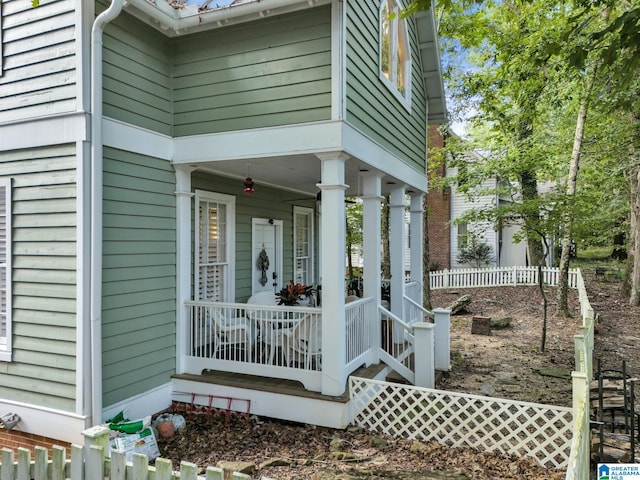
[[252, 218, 283, 295]]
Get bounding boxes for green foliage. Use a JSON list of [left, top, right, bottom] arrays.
[[457, 234, 495, 268], [345, 198, 363, 247], [415, 0, 638, 269]]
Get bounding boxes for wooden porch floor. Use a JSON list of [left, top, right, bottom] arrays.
[[171, 362, 387, 404]]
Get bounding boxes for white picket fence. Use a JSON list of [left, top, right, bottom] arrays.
[[0, 426, 257, 480], [565, 270, 595, 480], [430, 266, 580, 290], [349, 376, 574, 469]]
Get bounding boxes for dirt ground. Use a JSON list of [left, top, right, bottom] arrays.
[[154, 278, 639, 479], [431, 285, 582, 407]]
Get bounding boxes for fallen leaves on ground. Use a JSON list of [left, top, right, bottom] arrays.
[[155, 279, 637, 479]]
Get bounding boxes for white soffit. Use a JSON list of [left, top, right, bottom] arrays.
[[124, 0, 330, 37]]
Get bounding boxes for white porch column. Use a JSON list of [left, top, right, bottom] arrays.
[[389, 186, 406, 322], [317, 153, 348, 396], [409, 192, 424, 285], [362, 171, 383, 364], [175, 165, 195, 374]]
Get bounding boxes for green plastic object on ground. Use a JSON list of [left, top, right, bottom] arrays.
[[109, 415, 151, 434]]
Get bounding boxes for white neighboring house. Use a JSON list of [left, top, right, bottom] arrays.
[[448, 150, 528, 268]]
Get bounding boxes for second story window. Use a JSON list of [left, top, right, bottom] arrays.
[[380, 0, 411, 107]]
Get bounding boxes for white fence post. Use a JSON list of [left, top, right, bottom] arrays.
[[205, 466, 226, 480], [413, 323, 435, 388], [443, 269, 449, 289], [433, 308, 451, 371], [1, 450, 14, 480], [82, 425, 110, 480], [568, 371, 590, 480], [82, 425, 110, 456]]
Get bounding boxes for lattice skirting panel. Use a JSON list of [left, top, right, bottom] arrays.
[[349, 376, 573, 469]]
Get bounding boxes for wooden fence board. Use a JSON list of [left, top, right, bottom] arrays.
[[1, 450, 13, 480], [17, 448, 29, 480]]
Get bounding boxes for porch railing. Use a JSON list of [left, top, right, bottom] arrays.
[[379, 304, 415, 385], [345, 297, 373, 369], [404, 280, 421, 305], [184, 299, 376, 393], [184, 301, 323, 391]]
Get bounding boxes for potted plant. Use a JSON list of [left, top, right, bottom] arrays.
[[276, 280, 315, 306]]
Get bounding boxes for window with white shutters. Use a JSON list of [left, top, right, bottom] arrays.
[[195, 191, 235, 302], [0, 179, 12, 362], [293, 207, 314, 286]]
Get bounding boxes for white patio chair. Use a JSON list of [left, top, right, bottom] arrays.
[[281, 314, 322, 370], [246, 291, 288, 364], [211, 309, 256, 360], [247, 291, 277, 308]]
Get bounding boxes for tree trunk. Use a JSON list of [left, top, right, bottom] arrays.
[[557, 73, 593, 315], [381, 195, 391, 280], [422, 195, 432, 310], [519, 170, 545, 266], [346, 239, 354, 283], [539, 264, 549, 352], [626, 113, 640, 305]]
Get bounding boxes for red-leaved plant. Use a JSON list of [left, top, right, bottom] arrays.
[[276, 280, 314, 306]]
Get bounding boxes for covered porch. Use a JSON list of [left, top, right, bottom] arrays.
[[179, 280, 451, 396], [172, 134, 449, 398]]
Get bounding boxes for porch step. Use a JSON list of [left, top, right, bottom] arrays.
[[385, 369, 445, 386], [171, 363, 388, 404]]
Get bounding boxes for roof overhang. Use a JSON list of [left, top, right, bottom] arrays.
[[414, 9, 447, 125], [123, 0, 331, 37]]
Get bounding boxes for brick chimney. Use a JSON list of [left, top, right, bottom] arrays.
[[427, 125, 451, 269]]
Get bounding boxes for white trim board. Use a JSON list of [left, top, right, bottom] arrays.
[[103, 118, 174, 161], [104, 119, 427, 193], [342, 122, 427, 193], [102, 382, 173, 430], [172, 121, 344, 163], [0, 113, 89, 152], [0, 400, 90, 445]]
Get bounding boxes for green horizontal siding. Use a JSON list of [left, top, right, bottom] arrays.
[[102, 147, 176, 407], [0, 0, 77, 123], [0, 143, 78, 412], [0, 374, 75, 411], [172, 7, 332, 136], [345, 0, 427, 173], [102, 9, 172, 136]]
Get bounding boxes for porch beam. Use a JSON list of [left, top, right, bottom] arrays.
[[409, 192, 424, 285], [175, 165, 195, 374], [362, 171, 383, 364], [389, 185, 406, 322], [316, 152, 348, 396]]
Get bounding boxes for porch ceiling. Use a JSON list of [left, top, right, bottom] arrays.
[[194, 154, 413, 197]]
